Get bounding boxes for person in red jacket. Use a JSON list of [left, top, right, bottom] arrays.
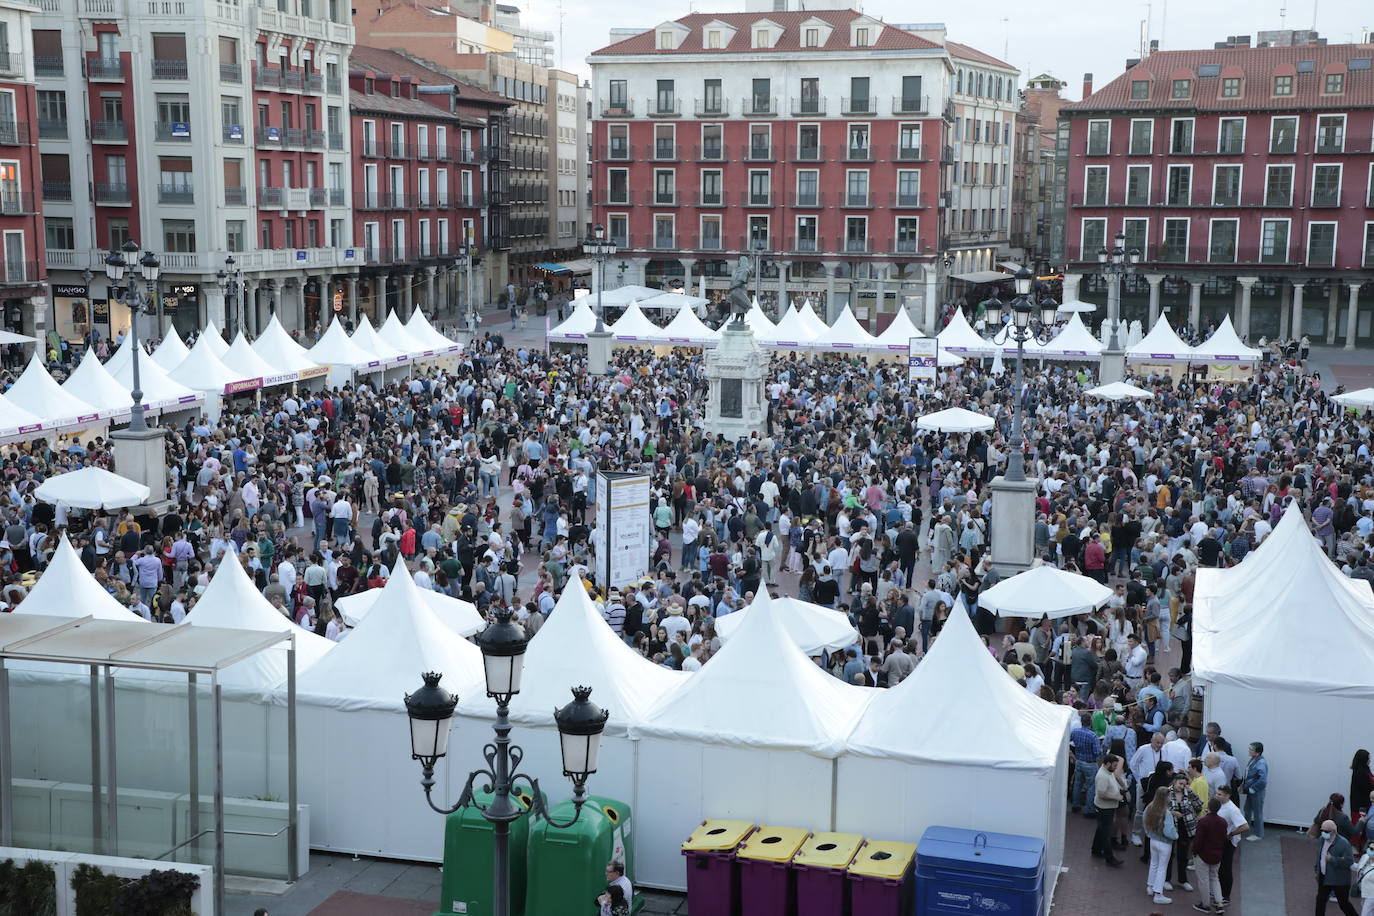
[[1191, 798, 1228, 913], [1082, 533, 1107, 583]]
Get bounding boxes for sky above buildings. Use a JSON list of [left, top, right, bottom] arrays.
[[523, 0, 1370, 93]]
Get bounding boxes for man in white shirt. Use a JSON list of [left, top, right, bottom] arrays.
[[1123, 634, 1148, 690], [1214, 785, 1248, 904], [681, 516, 700, 570], [681, 644, 703, 672], [1161, 730, 1192, 773]]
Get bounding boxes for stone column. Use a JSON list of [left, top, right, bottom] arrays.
[[1291, 280, 1305, 339], [1236, 276, 1258, 341], [680, 258, 695, 293], [242, 279, 258, 337], [401, 272, 415, 317], [424, 267, 437, 315], [1346, 282, 1361, 351], [1278, 282, 1291, 337], [1188, 279, 1202, 330], [630, 258, 650, 287], [1144, 273, 1165, 327], [823, 262, 841, 323], [347, 275, 359, 324], [923, 269, 938, 332], [1062, 273, 1082, 304], [776, 260, 787, 309], [205, 281, 226, 332], [1326, 282, 1340, 345]]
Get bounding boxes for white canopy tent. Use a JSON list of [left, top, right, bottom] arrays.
[[744, 300, 776, 338], [15, 535, 148, 622], [1193, 505, 1374, 826], [631, 594, 874, 889], [1334, 387, 1374, 410], [286, 561, 484, 860], [223, 333, 288, 388], [379, 311, 434, 360], [547, 300, 600, 341], [0, 395, 43, 440], [837, 605, 1072, 897], [936, 309, 995, 355], [653, 303, 720, 347], [874, 308, 926, 353], [310, 318, 380, 386], [35, 466, 149, 510], [404, 310, 462, 354], [62, 349, 136, 420], [766, 303, 818, 348], [1055, 299, 1097, 313], [916, 406, 994, 433], [606, 302, 661, 343], [638, 291, 709, 316], [1126, 315, 1195, 362], [1039, 313, 1103, 360], [170, 332, 245, 409], [335, 578, 484, 637], [198, 322, 231, 359], [1085, 381, 1154, 401], [713, 594, 857, 655], [808, 304, 878, 352], [6, 356, 101, 428], [104, 338, 203, 413], [1191, 315, 1262, 364], [978, 565, 1113, 619], [0, 329, 35, 344], [253, 316, 325, 382], [592, 285, 662, 308], [796, 301, 829, 338], [349, 318, 409, 368], [150, 331, 190, 372]]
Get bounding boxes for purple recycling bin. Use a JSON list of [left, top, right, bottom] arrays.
[[736, 826, 811, 916], [681, 820, 755, 916]]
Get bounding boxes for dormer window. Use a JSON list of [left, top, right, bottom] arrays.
[[754, 28, 771, 48], [1274, 75, 1293, 95], [658, 30, 673, 50], [1325, 73, 1344, 94], [803, 27, 819, 47], [1171, 78, 1190, 99], [855, 27, 869, 46], [364, 77, 374, 94], [707, 30, 721, 49]]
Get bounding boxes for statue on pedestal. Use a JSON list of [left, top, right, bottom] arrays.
[[727, 257, 752, 322]]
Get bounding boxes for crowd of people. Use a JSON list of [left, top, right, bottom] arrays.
[[3, 306, 1374, 911]]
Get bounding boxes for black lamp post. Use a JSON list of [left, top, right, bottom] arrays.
[[986, 267, 1059, 483], [752, 238, 766, 306], [104, 240, 160, 432], [216, 255, 242, 339], [583, 224, 617, 334], [454, 245, 471, 328], [405, 607, 608, 916], [1097, 231, 1141, 351]]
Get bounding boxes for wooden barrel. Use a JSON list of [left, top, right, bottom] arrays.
[[1188, 689, 1205, 735]]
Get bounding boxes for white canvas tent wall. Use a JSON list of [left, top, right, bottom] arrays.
[[453, 580, 684, 870], [62, 350, 134, 421], [1126, 315, 1195, 362], [310, 318, 379, 387], [1193, 505, 1374, 826], [0, 394, 43, 442], [808, 304, 878, 352], [335, 578, 484, 636], [713, 594, 857, 655], [653, 303, 720, 347], [150, 331, 190, 371], [283, 562, 484, 860], [548, 300, 599, 341], [6, 356, 101, 429], [1191, 315, 1261, 364], [837, 605, 1072, 898], [631, 594, 873, 889], [936, 309, 995, 355]]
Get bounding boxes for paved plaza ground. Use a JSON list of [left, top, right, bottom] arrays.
[[227, 310, 1364, 916]]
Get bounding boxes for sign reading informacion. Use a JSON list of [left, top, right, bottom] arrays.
[[908, 337, 939, 382], [597, 471, 652, 592]]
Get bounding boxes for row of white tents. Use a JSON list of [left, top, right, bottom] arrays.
[[5, 534, 1073, 895], [0, 310, 461, 440]]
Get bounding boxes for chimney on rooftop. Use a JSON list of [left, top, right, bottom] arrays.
[[1082, 72, 1093, 98], [1149, 39, 1159, 53]]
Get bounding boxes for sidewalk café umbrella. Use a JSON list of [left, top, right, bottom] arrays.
[[1056, 299, 1097, 313], [34, 466, 150, 510], [1085, 381, 1155, 401], [915, 407, 994, 434], [1333, 387, 1374, 410], [978, 565, 1113, 620]]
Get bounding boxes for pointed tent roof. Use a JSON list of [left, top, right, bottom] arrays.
[[607, 302, 660, 342], [335, 574, 484, 637], [293, 561, 483, 710], [936, 309, 995, 355], [404, 310, 461, 353], [150, 331, 190, 372], [458, 577, 683, 732], [593, 285, 661, 307], [379, 311, 433, 358], [1085, 380, 1154, 401], [178, 556, 334, 687], [744, 300, 776, 337], [6, 355, 100, 427], [1192, 315, 1261, 363], [797, 301, 829, 338], [845, 600, 1073, 767], [223, 333, 288, 386], [768, 304, 818, 348], [62, 349, 134, 418], [916, 406, 995, 433], [1193, 503, 1374, 696], [0, 394, 43, 437], [16, 535, 147, 622], [252, 316, 323, 376], [634, 592, 874, 755], [1039, 313, 1103, 359], [549, 300, 600, 340], [874, 308, 926, 352], [638, 291, 709, 314], [654, 302, 720, 346], [1126, 314, 1194, 362], [350, 317, 409, 365], [714, 593, 857, 655], [169, 332, 244, 393], [104, 338, 202, 411], [1334, 387, 1374, 410], [198, 322, 230, 359], [310, 317, 377, 368]]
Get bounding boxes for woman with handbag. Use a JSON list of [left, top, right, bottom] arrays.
[[1143, 786, 1179, 905], [1313, 793, 1358, 841]]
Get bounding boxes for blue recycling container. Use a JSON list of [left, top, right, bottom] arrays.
[[915, 826, 1046, 916]]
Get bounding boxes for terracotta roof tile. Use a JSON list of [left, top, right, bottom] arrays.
[[349, 45, 509, 107], [945, 40, 1015, 70], [1066, 42, 1374, 113], [589, 9, 941, 56]]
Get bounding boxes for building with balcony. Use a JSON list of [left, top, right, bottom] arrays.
[[547, 68, 590, 271], [31, 0, 355, 340], [1014, 73, 1069, 271], [348, 45, 509, 320], [1060, 35, 1374, 346], [588, 1, 1014, 330], [0, 0, 45, 340]]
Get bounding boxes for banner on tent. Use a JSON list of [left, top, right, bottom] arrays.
[[298, 366, 329, 380], [597, 472, 651, 591], [908, 337, 938, 381], [225, 377, 263, 395]]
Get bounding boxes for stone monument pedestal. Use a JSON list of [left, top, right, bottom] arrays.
[[111, 424, 173, 514], [989, 474, 1037, 578], [1099, 348, 1126, 384], [704, 320, 766, 441], [586, 329, 612, 376]]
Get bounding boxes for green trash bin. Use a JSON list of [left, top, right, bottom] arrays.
[[435, 786, 543, 916], [525, 795, 643, 915]]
